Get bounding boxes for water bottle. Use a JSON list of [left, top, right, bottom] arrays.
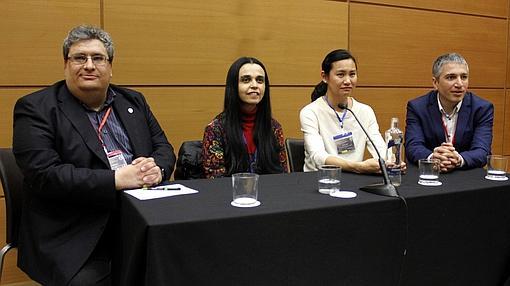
[[385, 117, 403, 186]]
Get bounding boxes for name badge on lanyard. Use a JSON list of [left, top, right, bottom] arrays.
[[323, 96, 354, 154], [441, 118, 456, 144], [97, 106, 128, 170], [333, 132, 355, 154], [106, 149, 128, 170]]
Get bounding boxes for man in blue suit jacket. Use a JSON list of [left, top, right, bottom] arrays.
[[13, 25, 176, 286], [405, 53, 493, 172]]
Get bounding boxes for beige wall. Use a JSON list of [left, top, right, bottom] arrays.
[[1, 0, 508, 283]]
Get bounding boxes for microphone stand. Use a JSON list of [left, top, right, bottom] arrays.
[[338, 103, 399, 197]]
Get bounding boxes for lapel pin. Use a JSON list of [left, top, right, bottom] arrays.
[[128, 107, 134, 114]]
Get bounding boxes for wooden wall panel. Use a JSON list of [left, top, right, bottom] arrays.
[[481, 89, 507, 156], [104, 0, 348, 85], [1, 0, 509, 284], [350, 3, 507, 88], [351, 0, 509, 18], [271, 87, 311, 138], [354, 87, 429, 132], [504, 91, 510, 155], [1, 0, 101, 86], [507, 15, 510, 89], [136, 87, 224, 152], [137, 86, 311, 157]]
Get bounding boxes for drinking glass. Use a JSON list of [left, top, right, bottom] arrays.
[[418, 159, 441, 186]]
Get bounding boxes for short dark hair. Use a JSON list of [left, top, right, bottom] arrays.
[[63, 25, 114, 62]]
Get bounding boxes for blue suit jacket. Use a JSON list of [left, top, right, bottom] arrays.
[[404, 90, 493, 169]]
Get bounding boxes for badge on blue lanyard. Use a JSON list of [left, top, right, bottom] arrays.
[[323, 96, 355, 154], [333, 132, 355, 154]]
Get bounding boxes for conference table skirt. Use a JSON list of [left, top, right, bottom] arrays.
[[114, 166, 510, 286]]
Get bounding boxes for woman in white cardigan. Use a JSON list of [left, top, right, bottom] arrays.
[[300, 49, 406, 173]]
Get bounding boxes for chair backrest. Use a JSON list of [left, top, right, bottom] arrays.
[[0, 148, 24, 246], [174, 140, 204, 180], [285, 138, 305, 172]]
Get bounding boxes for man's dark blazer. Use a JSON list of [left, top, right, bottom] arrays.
[[12, 80, 176, 286], [404, 90, 493, 169]]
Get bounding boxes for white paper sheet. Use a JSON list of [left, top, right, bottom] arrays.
[[124, 184, 198, 200]]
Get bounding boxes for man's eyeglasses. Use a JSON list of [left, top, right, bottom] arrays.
[[67, 54, 110, 66]]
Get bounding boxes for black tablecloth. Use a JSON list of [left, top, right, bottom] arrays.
[[114, 166, 510, 286], [399, 167, 510, 286]]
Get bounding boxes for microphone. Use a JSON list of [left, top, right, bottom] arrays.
[[338, 103, 399, 197]]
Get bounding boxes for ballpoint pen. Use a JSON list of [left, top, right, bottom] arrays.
[[142, 186, 181, 191]]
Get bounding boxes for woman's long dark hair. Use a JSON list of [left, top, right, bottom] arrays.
[[223, 57, 283, 175], [310, 49, 358, 102]]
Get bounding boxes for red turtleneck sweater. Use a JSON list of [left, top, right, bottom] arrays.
[[241, 108, 257, 155]]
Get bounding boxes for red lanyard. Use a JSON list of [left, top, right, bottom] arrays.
[[441, 117, 456, 145], [97, 106, 112, 148]]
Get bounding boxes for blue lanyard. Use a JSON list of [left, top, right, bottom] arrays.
[[248, 151, 257, 173], [242, 134, 257, 173], [323, 96, 347, 129]]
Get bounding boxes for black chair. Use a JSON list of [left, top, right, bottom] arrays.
[[285, 138, 305, 172], [0, 148, 24, 283], [174, 140, 204, 180]]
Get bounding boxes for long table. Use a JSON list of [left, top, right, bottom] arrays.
[[114, 166, 510, 286]]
